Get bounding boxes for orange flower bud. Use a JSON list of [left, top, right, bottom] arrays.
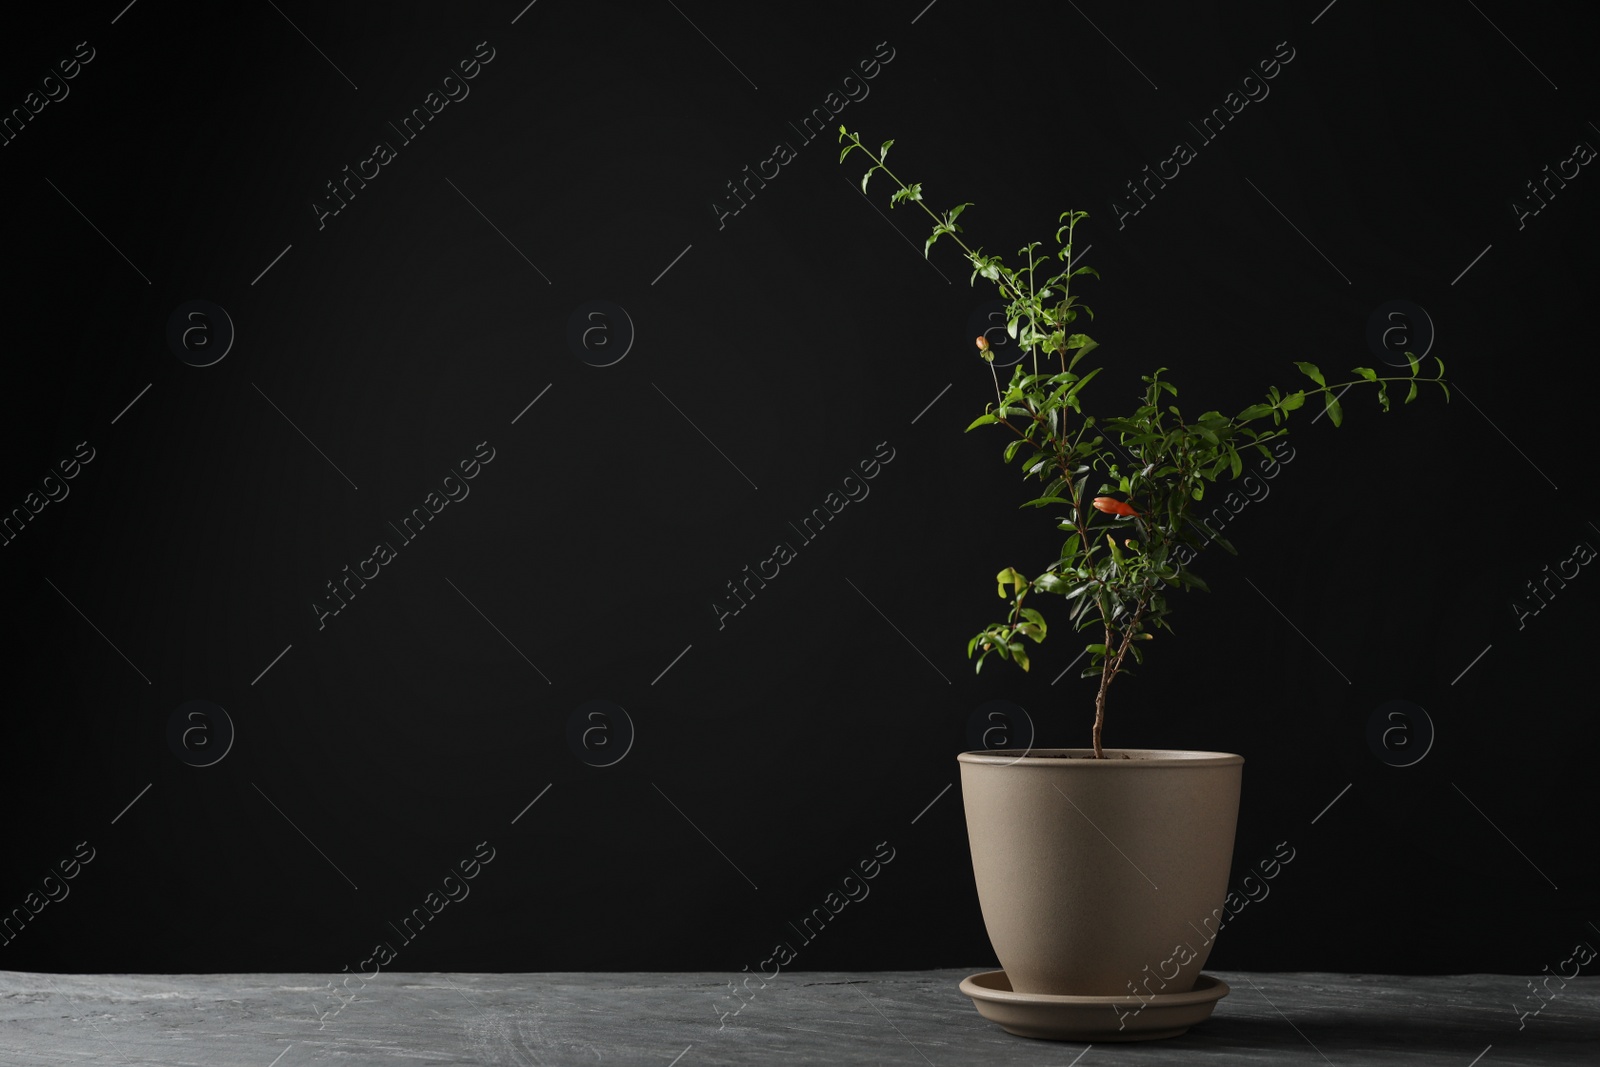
[[1092, 496, 1138, 517], [975, 336, 989, 351]]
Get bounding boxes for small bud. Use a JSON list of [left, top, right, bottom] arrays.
[[975, 336, 989, 351]]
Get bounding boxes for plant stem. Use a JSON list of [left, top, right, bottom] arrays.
[[1091, 602, 1146, 759], [1093, 623, 1111, 759], [848, 133, 983, 259], [1027, 244, 1039, 380]]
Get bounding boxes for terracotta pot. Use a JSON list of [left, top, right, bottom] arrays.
[[958, 748, 1243, 997]]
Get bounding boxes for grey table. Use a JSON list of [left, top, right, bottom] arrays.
[[3, 969, 1595, 1066]]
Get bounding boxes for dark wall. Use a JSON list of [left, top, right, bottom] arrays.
[[3, 0, 1594, 978]]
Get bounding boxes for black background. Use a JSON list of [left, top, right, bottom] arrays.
[[3, 0, 1595, 977]]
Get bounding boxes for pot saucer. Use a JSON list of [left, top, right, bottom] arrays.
[[959, 970, 1229, 1042]]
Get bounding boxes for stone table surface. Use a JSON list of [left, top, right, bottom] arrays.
[[2, 969, 1595, 1066]]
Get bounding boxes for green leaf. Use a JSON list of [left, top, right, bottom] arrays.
[[1065, 366, 1102, 401], [1405, 380, 1418, 404], [1239, 403, 1275, 421], [1325, 393, 1343, 427], [1407, 350, 1420, 376], [1033, 572, 1067, 594], [890, 182, 923, 206], [966, 413, 999, 431], [1280, 391, 1306, 412], [996, 567, 1027, 597], [1228, 447, 1243, 479], [1294, 361, 1325, 388], [1353, 366, 1378, 383]]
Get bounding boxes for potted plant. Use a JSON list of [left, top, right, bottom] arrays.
[[839, 126, 1447, 1041]]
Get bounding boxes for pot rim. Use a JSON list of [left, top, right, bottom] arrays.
[[958, 747, 1243, 767]]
